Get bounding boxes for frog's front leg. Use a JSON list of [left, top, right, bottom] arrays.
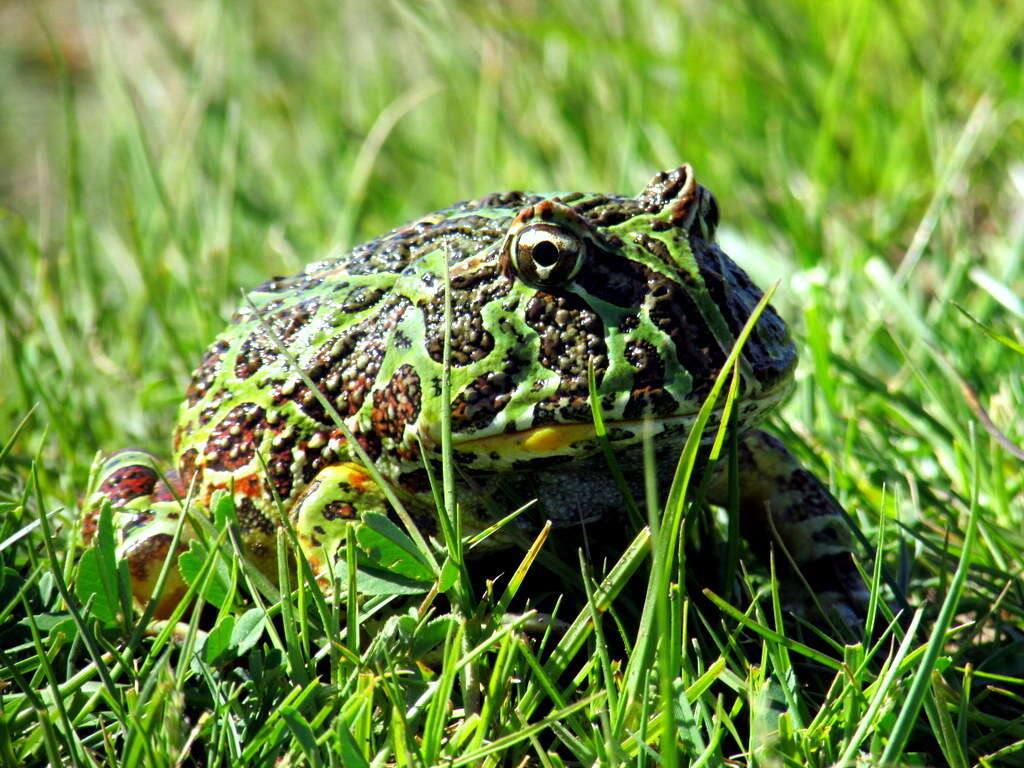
[[707, 430, 869, 631], [289, 462, 388, 584], [83, 450, 192, 619]]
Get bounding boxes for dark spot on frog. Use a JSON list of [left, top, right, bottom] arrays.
[[469, 191, 543, 210], [120, 510, 156, 537], [266, 298, 322, 341], [340, 285, 388, 313], [573, 196, 646, 227], [397, 469, 431, 494], [312, 329, 365, 371], [451, 368, 518, 432], [322, 500, 357, 520], [253, 274, 324, 294], [371, 364, 422, 443], [127, 533, 174, 582], [692, 239, 796, 391], [253, 275, 289, 293], [393, 329, 411, 349], [452, 449, 482, 465], [637, 165, 692, 215], [98, 464, 158, 504], [198, 394, 229, 426], [449, 263, 504, 291], [623, 340, 678, 419], [178, 448, 199, 486], [524, 291, 607, 401], [151, 470, 186, 502], [344, 213, 511, 276], [277, 333, 384, 421], [238, 496, 274, 535], [266, 427, 352, 505], [631, 232, 676, 270], [353, 429, 383, 462], [204, 404, 266, 472], [532, 395, 595, 427], [573, 245, 649, 309], [645, 267, 726, 401], [423, 264, 511, 366], [235, 334, 273, 379], [186, 339, 230, 406], [266, 428, 299, 500]]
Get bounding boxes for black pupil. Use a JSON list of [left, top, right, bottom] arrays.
[[530, 240, 561, 268]]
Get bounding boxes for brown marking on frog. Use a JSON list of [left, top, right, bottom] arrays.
[[151, 471, 187, 502], [264, 423, 309, 501], [371, 364, 422, 443], [268, 328, 384, 425], [451, 368, 519, 433], [340, 285, 389, 313], [237, 496, 275, 535], [637, 165, 694, 218], [692, 239, 795, 392], [186, 339, 230, 406], [645, 267, 727, 401], [423, 265, 510, 366], [573, 195, 646, 226], [524, 290, 607, 404], [343, 214, 510, 276], [204, 403, 266, 472], [235, 335, 272, 379], [622, 340, 679, 419], [97, 464, 158, 504], [322, 500, 358, 521], [178, 448, 199, 487], [255, 296, 323, 344], [233, 473, 262, 498]]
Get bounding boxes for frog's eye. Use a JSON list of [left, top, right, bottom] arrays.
[[511, 224, 585, 288]]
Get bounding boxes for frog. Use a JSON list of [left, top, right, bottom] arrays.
[[82, 164, 867, 627]]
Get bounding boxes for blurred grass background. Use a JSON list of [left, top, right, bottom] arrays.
[[1, 0, 1023, 764]]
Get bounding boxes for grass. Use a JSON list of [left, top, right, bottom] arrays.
[[1, 0, 1023, 765]]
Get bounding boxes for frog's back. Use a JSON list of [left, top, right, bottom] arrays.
[[178, 191, 657, 483]]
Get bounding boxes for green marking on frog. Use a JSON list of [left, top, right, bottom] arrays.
[[83, 164, 866, 626]]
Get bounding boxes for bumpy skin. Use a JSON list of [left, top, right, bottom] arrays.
[[83, 164, 866, 623]]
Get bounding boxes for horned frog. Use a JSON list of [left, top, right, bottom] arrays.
[[83, 164, 866, 625]]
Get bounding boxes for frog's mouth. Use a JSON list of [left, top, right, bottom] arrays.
[[447, 382, 792, 468], [448, 414, 701, 468]]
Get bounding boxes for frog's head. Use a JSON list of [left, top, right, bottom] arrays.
[[398, 165, 796, 469]]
